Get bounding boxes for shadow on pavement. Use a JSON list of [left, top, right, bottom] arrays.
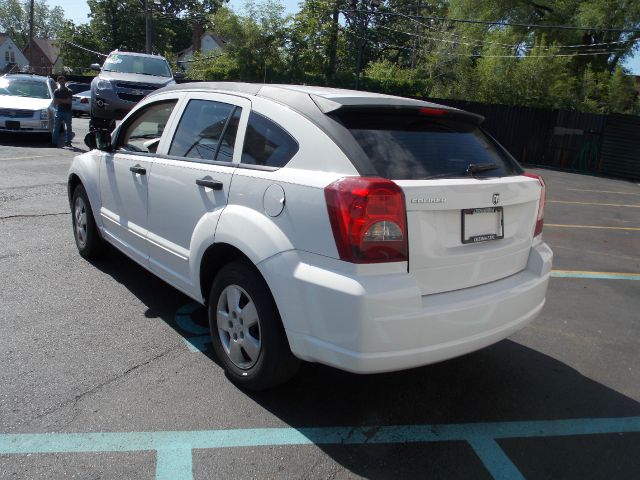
[[89, 246, 640, 480]]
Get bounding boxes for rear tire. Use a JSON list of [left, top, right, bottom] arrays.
[[208, 262, 300, 390], [71, 184, 104, 259]]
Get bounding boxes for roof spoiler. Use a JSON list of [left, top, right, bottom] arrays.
[[310, 94, 484, 125]]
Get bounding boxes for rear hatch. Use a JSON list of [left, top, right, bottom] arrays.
[[334, 108, 541, 295]]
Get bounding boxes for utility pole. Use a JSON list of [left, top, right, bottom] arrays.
[[354, 0, 380, 90], [411, 0, 421, 68], [28, 0, 34, 71], [144, 0, 152, 54]]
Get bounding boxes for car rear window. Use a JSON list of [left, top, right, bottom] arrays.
[[335, 111, 520, 180]]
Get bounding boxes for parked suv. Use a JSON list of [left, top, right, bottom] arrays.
[[69, 83, 552, 390], [89, 50, 178, 130]]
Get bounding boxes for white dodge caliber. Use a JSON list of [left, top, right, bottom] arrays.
[[68, 83, 552, 390]]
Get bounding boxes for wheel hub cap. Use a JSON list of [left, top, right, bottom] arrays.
[[74, 196, 88, 248], [216, 285, 261, 369]]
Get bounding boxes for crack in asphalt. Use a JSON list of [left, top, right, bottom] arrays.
[[0, 212, 69, 220], [27, 346, 178, 429]]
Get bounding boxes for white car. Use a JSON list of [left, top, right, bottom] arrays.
[[68, 83, 552, 390], [0, 74, 56, 134], [72, 90, 91, 116]]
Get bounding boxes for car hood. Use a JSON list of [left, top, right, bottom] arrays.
[[0, 95, 52, 110], [97, 71, 175, 86]]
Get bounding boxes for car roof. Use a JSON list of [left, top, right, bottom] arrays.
[[150, 82, 484, 176], [107, 50, 168, 60], [156, 82, 470, 114]]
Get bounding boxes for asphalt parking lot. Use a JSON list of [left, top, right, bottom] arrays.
[[1, 121, 639, 479]]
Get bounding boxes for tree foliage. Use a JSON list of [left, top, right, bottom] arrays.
[[0, 0, 67, 47], [57, 0, 227, 71], [48, 0, 640, 114]]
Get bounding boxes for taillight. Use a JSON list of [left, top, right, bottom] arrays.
[[325, 177, 408, 263], [523, 173, 545, 237]]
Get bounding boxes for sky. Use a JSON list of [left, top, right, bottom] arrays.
[[49, 0, 640, 74]]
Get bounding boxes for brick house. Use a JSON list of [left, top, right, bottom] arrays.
[[22, 37, 63, 75]]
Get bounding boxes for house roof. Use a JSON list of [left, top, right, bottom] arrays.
[[202, 31, 227, 48], [177, 31, 227, 57], [32, 38, 60, 63]]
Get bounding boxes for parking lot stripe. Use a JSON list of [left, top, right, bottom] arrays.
[[547, 200, 640, 208], [1, 416, 639, 480], [566, 188, 640, 196], [467, 437, 525, 480], [546, 224, 640, 231], [0, 154, 60, 161], [157, 446, 192, 480], [551, 270, 640, 280]]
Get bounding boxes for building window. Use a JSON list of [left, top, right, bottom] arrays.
[[4, 51, 8, 62], [10, 51, 15, 63]]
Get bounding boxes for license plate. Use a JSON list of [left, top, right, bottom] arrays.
[[5, 120, 20, 129], [461, 207, 504, 244]]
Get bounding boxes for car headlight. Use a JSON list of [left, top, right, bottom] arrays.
[[96, 79, 113, 91], [39, 109, 49, 120]]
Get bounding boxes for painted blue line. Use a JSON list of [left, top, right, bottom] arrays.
[[182, 335, 211, 353], [2, 417, 639, 455], [467, 437, 525, 480], [551, 272, 640, 280], [156, 445, 193, 480], [176, 302, 201, 316]]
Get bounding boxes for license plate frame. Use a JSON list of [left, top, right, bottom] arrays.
[[461, 206, 504, 244]]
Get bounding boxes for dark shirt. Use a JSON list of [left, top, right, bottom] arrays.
[[54, 87, 72, 112]]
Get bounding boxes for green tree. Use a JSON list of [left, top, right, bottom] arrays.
[[189, 2, 290, 83], [0, 0, 67, 47], [607, 66, 639, 114]]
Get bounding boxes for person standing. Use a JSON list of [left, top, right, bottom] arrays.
[[52, 76, 73, 148]]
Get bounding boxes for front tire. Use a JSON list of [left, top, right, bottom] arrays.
[[208, 262, 300, 390], [71, 184, 104, 259]]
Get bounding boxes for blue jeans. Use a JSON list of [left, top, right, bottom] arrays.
[[52, 109, 72, 145]]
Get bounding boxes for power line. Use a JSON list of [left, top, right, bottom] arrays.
[[362, 34, 625, 58], [345, 9, 640, 33], [62, 40, 107, 57], [376, 24, 633, 52], [383, 11, 639, 50]]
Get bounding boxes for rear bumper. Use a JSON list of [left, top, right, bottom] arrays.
[[259, 241, 552, 374]]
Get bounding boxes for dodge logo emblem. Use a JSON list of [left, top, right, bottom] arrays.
[[492, 193, 500, 205]]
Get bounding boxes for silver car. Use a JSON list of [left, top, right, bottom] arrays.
[[89, 51, 177, 129], [0, 74, 56, 134], [72, 90, 91, 116]]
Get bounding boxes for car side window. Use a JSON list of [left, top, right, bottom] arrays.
[[169, 99, 238, 162], [241, 112, 299, 168], [117, 100, 178, 153]]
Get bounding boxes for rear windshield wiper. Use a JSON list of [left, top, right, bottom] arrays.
[[465, 163, 498, 175]]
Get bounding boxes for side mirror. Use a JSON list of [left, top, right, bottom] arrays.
[[85, 130, 112, 151], [173, 71, 185, 80], [90, 63, 101, 72]]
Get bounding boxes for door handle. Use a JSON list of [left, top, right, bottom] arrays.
[[196, 178, 223, 190], [129, 165, 146, 175]]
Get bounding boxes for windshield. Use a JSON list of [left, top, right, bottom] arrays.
[[0, 77, 51, 99], [102, 54, 172, 77], [335, 111, 520, 180]]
